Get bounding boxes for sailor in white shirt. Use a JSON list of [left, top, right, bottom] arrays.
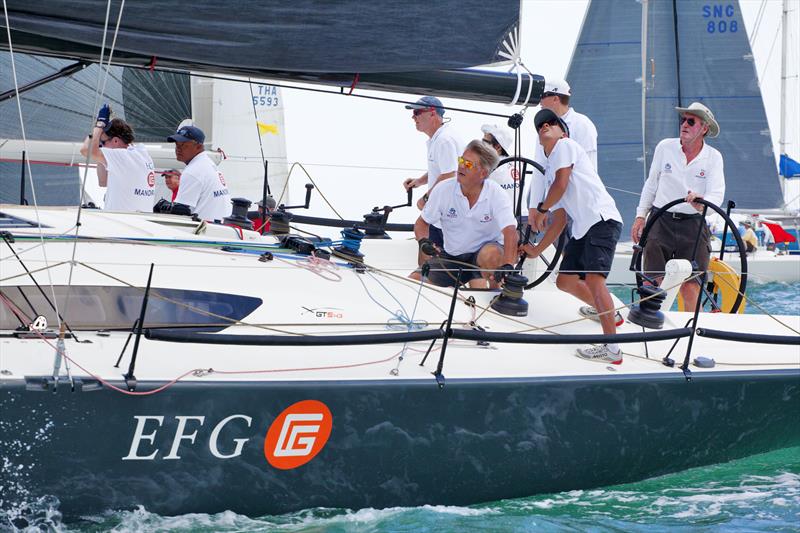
[[166, 125, 232, 222], [523, 109, 623, 365], [632, 102, 725, 311], [80, 111, 155, 212], [529, 78, 599, 211], [481, 123, 527, 214], [409, 140, 518, 288], [402, 96, 466, 261]]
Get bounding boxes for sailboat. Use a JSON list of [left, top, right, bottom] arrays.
[[1, 0, 799, 521], [565, 0, 800, 284]]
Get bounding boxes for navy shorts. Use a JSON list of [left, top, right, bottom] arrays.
[[560, 219, 622, 279], [429, 225, 444, 248], [425, 250, 484, 287]]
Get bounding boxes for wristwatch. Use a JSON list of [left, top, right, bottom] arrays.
[[536, 202, 549, 214], [422, 193, 429, 202]]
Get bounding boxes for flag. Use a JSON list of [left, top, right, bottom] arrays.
[[257, 121, 279, 136], [780, 154, 800, 179]]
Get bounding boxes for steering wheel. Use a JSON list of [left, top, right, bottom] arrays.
[[495, 155, 566, 290], [634, 198, 748, 313]]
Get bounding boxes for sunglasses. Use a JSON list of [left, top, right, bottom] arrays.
[[542, 92, 559, 98], [99, 136, 114, 147], [535, 120, 558, 132], [458, 156, 477, 170], [412, 107, 434, 117], [680, 116, 697, 127], [482, 136, 499, 147]]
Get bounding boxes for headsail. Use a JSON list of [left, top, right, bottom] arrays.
[[567, 0, 784, 227]]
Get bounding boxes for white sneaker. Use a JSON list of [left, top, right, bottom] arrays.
[[579, 305, 624, 327], [576, 344, 623, 365]]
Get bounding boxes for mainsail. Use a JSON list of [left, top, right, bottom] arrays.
[[567, 0, 784, 227]]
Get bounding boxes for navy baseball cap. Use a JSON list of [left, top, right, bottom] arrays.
[[534, 108, 570, 137], [405, 96, 445, 116], [168, 125, 205, 144]]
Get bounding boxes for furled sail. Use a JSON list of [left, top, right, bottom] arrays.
[[567, 0, 784, 227], [2, 1, 519, 72]]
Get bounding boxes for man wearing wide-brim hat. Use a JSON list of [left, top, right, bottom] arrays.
[[632, 101, 726, 311]]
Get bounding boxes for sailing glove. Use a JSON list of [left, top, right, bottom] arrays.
[[418, 237, 438, 257], [96, 104, 111, 127]]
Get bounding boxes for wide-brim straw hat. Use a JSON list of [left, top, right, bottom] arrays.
[[675, 102, 720, 138]]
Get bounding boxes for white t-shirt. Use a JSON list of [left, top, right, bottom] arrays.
[[532, 108, 598, 170], [531, 137, 621, 240], [422, 178, 517, 256], [101, 144, 156, 212], [636, 138, 725, 217], [174, 152, 232, 221], [488, 160, 526, 214]]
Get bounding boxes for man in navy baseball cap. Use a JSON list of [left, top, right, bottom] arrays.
[[167, 125, 205, 144]]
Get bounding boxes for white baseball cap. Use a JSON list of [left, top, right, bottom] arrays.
[[543, 78, 571, 96], [481, 124, 514, 156]]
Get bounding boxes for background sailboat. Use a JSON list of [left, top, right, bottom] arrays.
[[566, 0, 796, 228]]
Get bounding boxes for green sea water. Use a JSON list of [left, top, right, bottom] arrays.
[[3, 282, 799, 532]]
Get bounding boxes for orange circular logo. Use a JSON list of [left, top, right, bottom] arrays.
[[263, 400, 332, 470], [147, 171, 155, 187]]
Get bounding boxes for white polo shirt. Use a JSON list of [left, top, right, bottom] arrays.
[[532, 137, 621, 240], [101, 144, 156, 212], [422, 178, 516, 256], [174, 152, 232, 221], [426, 123, 464, 190], [636, 138, 725, 217], [488, 160, 527, 213]]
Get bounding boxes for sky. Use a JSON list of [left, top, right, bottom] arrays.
[[275, 0, 799, 224]]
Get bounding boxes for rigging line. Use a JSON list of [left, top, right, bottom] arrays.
[[759, 27, 782, 84], [672, 0, 683, 107], [749, 0, 768, 47], [121, 65, 514, 120], [712, 269, 800, 335], [248, 79, 268, 168], [277, 162, 345, 219], [2, 0, 64, 333]]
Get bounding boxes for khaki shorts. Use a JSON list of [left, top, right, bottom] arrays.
[[643, 214, 711, 279]]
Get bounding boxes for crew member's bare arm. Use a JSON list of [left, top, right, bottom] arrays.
[[80, 125, 108, 187]]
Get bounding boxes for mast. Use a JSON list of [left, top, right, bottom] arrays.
[[641, 0, 649, 181], [779, 0, 788, 185]]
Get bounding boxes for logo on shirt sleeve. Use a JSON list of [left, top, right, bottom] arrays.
[[147, 171, 155, 187], [218, 172, 227, 186], [663, 163, 672, 173], [446, 208, 458, 218]]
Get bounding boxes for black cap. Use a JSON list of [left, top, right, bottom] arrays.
[[534, 108, 570, 137]]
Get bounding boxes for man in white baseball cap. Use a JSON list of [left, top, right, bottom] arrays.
[[481, 123, 523, 212]]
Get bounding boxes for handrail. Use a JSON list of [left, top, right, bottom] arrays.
[[146, 326, 692, 347], [696, 328, 800, 345], [283, 213, 414, 233]]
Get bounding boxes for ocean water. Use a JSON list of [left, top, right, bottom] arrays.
[[3, 282, 799, 532]]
